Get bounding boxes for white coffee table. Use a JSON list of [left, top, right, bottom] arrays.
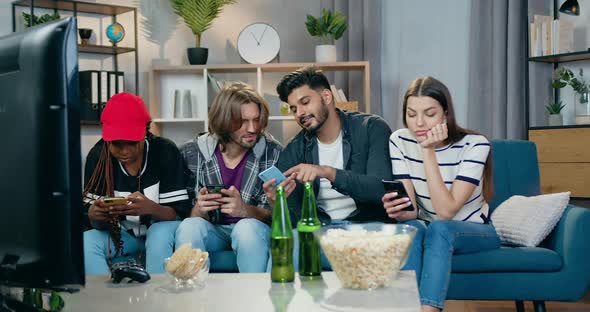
[[62, 271, 420, 311]]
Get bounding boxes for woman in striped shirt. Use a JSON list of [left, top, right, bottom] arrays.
[[382, 77, 501, 312]]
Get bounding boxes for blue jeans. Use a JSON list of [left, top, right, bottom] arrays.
[[83, 220, 180, 274], [399, 219, 426, 282], [418, 220, 501, 309], [175, 217, 270, 273]]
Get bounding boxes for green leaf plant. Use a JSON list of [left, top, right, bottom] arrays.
[[545, 100, 565, 115], [22, 12, 60, 27], [170, 0, 236, 48], [552, 67, 590, 104], [305, 8, 347, 45]]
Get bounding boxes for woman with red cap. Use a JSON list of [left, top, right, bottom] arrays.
[[82, 92, 190, 274]]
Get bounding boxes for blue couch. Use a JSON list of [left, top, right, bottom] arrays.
[[447, 140, 590, 312], [208, 140, 590, 312]]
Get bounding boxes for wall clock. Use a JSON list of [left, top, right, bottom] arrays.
[[237, 23, 280, 64]]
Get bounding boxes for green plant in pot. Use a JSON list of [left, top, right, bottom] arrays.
[[552, 67, 589, 103], [553, 67, 590, 124], [170, 0, 236, 65], [546, 100, 565, 126], [22, 12, 60, 27], [305, 8, 347, 63]]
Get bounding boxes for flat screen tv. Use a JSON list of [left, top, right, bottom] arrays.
[[0, 16, 84, 290]]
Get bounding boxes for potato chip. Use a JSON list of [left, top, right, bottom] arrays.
[[167, 245, 209, 279], [166, 243, 192, 275]]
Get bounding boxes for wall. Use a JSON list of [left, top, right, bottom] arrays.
[[380, 0, 472, 130], [2, 1, 505, 156], [1, 0, 320, 162]]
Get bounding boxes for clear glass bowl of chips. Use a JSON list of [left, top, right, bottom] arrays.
[[316, 223, 417, 290], [164, 244, 209, 290]]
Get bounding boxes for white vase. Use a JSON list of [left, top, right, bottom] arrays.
[[173, 89, 192, 118], [315, 45, 337, 63], [182, 90, 192, 118], [548, 114, 563, 126]]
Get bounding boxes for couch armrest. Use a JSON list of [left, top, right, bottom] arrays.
[[543, 205, 590, 297]]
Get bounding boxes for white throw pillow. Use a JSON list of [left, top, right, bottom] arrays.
[[491, 192, 570, 247]]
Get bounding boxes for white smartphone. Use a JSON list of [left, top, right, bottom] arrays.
[[258, 166, 286, 185]]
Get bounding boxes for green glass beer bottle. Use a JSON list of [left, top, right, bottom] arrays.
[[298, 182, 322, 278], [271, 186, 294, 283]]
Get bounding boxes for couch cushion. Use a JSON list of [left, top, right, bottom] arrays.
[[451, 246, 562, 273], [489, 140, 541, 214], [491, 192, 570, 247]]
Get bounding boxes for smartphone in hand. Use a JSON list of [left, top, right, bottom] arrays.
[[258, 166, 286, 185], [205, 184, 225, 224], [382, 180, 414, 211], [206, 184, 225, 195], [103, 197, 128, 206]]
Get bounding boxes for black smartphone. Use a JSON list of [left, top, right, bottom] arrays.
[[382, 180, 414, 211], [205, 184, 225, 224], [206, 184, 225, 194]]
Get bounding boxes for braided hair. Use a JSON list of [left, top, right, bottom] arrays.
[[82, 142, 124, 257]]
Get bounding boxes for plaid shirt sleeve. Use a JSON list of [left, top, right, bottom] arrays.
[[237, 137, 283, 211], [256, 141, 282, 210]]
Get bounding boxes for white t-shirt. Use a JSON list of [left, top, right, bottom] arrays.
[[389, 128, 490, 224], [317, 131, 357, 220]]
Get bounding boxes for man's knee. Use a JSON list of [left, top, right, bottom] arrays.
[[175, 217, 210, 243], [231, 218, 270, 244]]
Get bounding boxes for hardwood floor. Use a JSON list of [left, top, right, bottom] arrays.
[[444, 290, 590, 311]]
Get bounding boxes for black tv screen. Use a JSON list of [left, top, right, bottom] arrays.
[[0, 17, 84, 288]]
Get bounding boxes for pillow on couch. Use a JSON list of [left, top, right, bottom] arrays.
[[490, 192, 570, 247]]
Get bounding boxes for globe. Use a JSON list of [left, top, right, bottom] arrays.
[[106, 22, 125, 43]]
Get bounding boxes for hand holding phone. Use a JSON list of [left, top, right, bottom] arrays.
[[205, 184, 225, 224], [258, 166, 286, 185], [382, 180, 413, 211], [103, 197, 129, 207]]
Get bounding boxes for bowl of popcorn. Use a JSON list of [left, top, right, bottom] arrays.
[[317, 223, 417, 290], [164, 244, 209, 289]]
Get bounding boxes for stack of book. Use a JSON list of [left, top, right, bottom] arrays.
[[79, 70, 125, 121], [330, 85, 358, 111], [530, 15, 574, 57]]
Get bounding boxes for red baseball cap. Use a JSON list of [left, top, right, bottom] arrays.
[[101, 92, 151, 142]]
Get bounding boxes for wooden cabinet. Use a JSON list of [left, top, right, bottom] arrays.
[[529, 126, 590, 198]]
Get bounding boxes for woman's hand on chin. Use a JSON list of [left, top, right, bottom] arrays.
[[420, 123, 448, 149]]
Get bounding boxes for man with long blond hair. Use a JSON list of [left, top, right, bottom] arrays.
[[174, 82, 285, 272]]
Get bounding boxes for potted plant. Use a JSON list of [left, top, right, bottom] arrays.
[[552, 67, 590, 124], [22, 11, 60, 27], [305, 8, 347, 63], [545, 100, 565, 126], [170, 0, 236, 65]]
